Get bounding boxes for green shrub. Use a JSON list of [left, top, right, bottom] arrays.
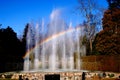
[[108, 73, 115, 78]]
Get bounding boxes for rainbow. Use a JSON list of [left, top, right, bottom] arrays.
[[23, 27, 81, 59]]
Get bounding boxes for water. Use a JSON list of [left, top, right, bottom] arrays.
[[34, 23, 40, 69], [24, 25, 32, 71], [24, 9, 86, 72]]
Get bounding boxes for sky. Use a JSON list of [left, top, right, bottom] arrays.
[[0, 0, 108, 36]]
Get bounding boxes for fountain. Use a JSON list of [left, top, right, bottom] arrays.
[[23, 9, 86, 72]]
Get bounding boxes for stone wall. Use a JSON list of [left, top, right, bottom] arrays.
[[81, 55, 120, 72]]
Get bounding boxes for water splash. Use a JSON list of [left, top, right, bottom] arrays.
[[24, 9, 86, 71]]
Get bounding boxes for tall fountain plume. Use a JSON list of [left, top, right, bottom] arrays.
[[34, 23, 40, 70], [61, 22, 66, 70], [41, 19, 46, 69], [67, 22, 74, 70], [24, 25, 32, 71], [24, 9, 86, 72]]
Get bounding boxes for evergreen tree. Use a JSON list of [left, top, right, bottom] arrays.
[[107, 0, 120, 9], [0, 26, 25, 72], [21, 23, 29, 57], [0, 26, 24, 61], [93, 0, 120, 55]]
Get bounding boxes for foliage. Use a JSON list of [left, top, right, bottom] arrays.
[[0, 26, 24, 60], [22, 23, 38, 58], [21, 23, 29, 57], [93, 0, 120, 55], [108, 73, 115, 78], [22, 23, 29, 43], [107, 0, 120, 9], [0, 26, 25, 72]]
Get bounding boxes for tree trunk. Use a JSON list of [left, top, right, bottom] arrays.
[[90, 38, 92, 53]]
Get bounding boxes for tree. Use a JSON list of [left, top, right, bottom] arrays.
[[107, 0, 120, 9], [22, 23, 29, 54], [0, 26, 25, 72], [77, 0, 104, 54], [0, 26, 24, 61], [93, 0, 120, 55], [22, 23, 36, 59]]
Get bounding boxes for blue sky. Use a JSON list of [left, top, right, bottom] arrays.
[[0, 0, 108, 36]]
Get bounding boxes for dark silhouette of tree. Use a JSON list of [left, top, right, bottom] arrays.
[[21, 23, 29, 57], [22, 23, 35, 58], [93, 0, 120, 55], [0, 26, 23, 60], [0, 26, 24, 72], [107, 0, 120, 9]]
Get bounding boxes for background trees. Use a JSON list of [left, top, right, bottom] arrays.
[[107, 0, 120, 9], [77, 0, 105, 55], [93, 0, 120, 55], [0, 26, 25, 72], [0, 26, 24, 61]]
